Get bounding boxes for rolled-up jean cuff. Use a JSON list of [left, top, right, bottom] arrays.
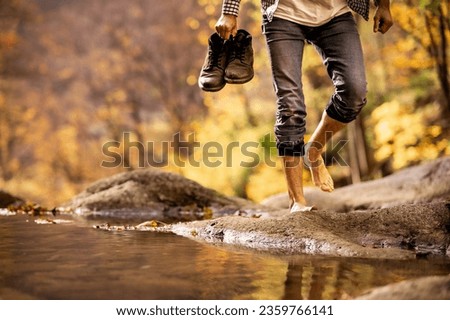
[[277, 141, 305, 157], [326, 103, 360, 124]]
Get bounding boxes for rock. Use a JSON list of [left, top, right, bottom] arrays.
[[355, 275, 450, 299], [63, 169, 268, 222], [63, 158, 450, 259], [172, 201, 450, 259], [0, 190, 24, 208], [262, 157, 450, 212]]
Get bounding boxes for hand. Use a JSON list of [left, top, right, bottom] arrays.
[[373, 6, 393, 34], [215, 14, 237, 40]]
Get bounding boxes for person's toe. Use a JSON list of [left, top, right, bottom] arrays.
[[320, 176, 334, 192], [327, 176, 334, 191]]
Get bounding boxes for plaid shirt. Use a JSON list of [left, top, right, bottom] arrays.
[[222, 0, 379, 22]]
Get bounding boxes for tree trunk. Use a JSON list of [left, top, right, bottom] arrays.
[[347, 116, 370, 184], [424, 3, 450, 112]]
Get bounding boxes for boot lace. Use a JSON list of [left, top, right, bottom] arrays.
[[229, 42, 245, 63], [207, 46, 222, 68]]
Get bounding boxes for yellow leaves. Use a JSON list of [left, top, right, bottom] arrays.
[[208, 19, 218, 30], [166, 88, 275, 200], [390, 4, 431, 47], [246, 164, 285, 203], [0, 94, 40, 148], [370, 100, 447, 170], [197, 0, 213, 6], [185, 17, 200, 30], [429, 126, 442, 138], [383, 2, 448, 85], [186, 74, 197, 86], [2, 0, 448, 211], [384, 37, 434, 70], [97, 90, 129, 125], [204, 4, 216, 16], [391, 5, 423, 35], [106, 89, 128, 104], [198, 0, 221, 8], [55, 126, 79, 162], [197, 30, 210, 45], [375, 144, 393, 162], [373, 119, 394, 145], [190, 0, 222, 42], [94, 51, 126, 79], [15, 107, 37, 136]]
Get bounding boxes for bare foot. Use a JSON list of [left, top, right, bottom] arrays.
[[304, 145, 334, 193], [309, 156, 334, 192]]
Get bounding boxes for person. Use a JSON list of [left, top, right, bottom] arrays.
[[215, 0, 393, 213]]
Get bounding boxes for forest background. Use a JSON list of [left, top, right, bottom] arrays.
[[0, 0, 449, 207]]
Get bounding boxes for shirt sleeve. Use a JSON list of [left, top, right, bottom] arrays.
[[222, 0, 241, 16]]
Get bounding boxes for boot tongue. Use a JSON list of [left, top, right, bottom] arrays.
[[210, 33, 224, 49], [233, 32, 249, 47]]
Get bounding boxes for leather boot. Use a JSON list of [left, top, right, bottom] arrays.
[[224, 29, 254, 84], [198, 33, 228, 92]]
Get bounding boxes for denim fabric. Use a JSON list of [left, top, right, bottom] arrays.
[[263, 12, 367, 156]]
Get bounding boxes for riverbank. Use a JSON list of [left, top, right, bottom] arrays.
[[3, 157, 450, 299], [62, 157, 450, 260]]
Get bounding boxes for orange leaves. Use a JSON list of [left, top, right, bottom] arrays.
[[0, 31, 19, 50], [370, 101, 449, 170]]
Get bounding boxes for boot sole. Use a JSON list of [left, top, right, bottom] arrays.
[[198, 82, 226, 92], [224, 73, 254, 84]]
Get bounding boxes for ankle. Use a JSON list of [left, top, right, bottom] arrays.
[[306, 146, 323, 163], [304, 140, 325, 161]]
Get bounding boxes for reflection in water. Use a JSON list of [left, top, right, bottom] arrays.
[[1, 214, 449, 299]]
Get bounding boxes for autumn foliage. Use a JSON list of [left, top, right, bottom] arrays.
[[0, 0, 448, 206]]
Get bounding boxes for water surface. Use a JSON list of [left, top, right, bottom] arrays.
[[1, 214, 449, 299]]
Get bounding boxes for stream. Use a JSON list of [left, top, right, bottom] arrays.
[[1, 213, 449, 299]]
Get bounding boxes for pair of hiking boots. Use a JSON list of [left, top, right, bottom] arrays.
[[198, 29, 254, 92]]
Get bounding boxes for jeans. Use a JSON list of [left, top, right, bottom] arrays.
[[263, 12, 367, 156]]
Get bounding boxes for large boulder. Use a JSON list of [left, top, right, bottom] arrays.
[[64, 169, 266, 222], [262, 157, 450, 212]]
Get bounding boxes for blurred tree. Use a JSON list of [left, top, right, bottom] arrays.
[[423, 0, 449, 113], [1, 0, 213, 203], [86, 0, 208, 161], [0, 0, 448, 205], [392, 0, 449, 113], [0, 0, 39, 182]]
